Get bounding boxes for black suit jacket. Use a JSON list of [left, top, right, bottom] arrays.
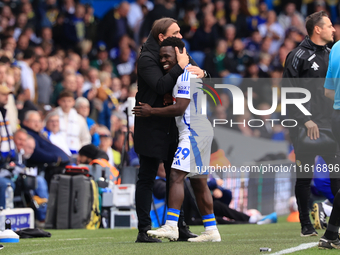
[[134, 34, 196, 160]]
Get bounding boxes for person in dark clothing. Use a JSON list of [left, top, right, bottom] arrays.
[[63, 4, 86, 48], [97, 2, 133, 49], [78, 144, 120, 184], [134, 17, 207, 243], [77, 144, 109, 163], [225, 0, 250, 39], [139, 2, 177, 42], [190, 13, 220, 52], [21, 110, 70, 186], [282, 11, 340, 237]]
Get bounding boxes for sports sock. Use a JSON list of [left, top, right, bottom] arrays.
[[165, 208, 180, 227], [322, 202, 332, 217], [202, 214, 217, 231]]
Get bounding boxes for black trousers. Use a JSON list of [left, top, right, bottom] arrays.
[[214, 200, 250, 224], [135, 155, 159, 233]]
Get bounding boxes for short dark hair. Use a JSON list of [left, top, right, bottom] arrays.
[[305, 11, 329, 37], [79, 144, 98, 159], [58, 90, 74, 100], [151, 18, 177, 43], [23, 48, 35, 60], [160, 37, 185, 52]]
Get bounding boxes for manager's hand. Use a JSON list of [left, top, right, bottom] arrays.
[[304, 120, 319, 140], [186, 65, 204, 78], [132, 102, 152, 117], [175, 47, 189, 69]]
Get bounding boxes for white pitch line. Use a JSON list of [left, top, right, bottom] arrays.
[[269, 242, 318, 255]]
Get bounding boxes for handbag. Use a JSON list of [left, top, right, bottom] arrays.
[[295, 127, 338, 155]]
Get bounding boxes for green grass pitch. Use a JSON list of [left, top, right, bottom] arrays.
[[1, 216, 338, 255]]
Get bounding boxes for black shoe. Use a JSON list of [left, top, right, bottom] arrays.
[[319, 236, 340, 249], [311, 203, 327, 229], [135, 232, 162, 243], [301, 225, 318, 237], [0, 244, 3, 250], [178, 225, 198, 241]]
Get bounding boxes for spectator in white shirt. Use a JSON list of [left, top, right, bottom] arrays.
[[56, 90, 91, 155], [258, 11, 285, 54], [127, 0, 153, 42], [18, 48, 36, 102], [42, 111, 72, 156]]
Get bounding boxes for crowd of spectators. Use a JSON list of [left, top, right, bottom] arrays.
[[0, 0, 338, 206]]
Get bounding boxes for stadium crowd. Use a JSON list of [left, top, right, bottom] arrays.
[[0, 0, 338, 224]]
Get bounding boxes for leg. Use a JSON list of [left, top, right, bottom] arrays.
[[319, 189, 340, 249], [147, 168, 187, 241], [323, 154, 340, 197], [294, 153, 317, 236], [312, 154, 340, 230], [190, 176, 213, 216], [213, 200, 250, 223], [164, 141, 197, 241], [164, 140, 178, 205], [167, 169, 188, 210], [34, 176, 49, 222], [186, 175, 221, 242], [135, 155, 161, 243]]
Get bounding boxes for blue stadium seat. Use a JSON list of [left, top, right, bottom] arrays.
[[182, 39, 190, 53], [189, 51, 206, 69]]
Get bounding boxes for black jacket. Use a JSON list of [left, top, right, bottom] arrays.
[[282, 36, 333, 137], [21, 125, 70, 166], [97, 8, 133, 49], [134, 34, 196, 159]]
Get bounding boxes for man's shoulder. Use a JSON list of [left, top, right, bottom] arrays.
[[287, 46, 310, 61], [285, 45, 313, 72], [138, 50, 158, 64], [330, 41, 340, 54], [177, 67, 198, 83]]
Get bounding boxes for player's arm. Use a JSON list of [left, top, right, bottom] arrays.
[[324, 55, 335, 102], [325, 88, 335, 101], [133, 98, 190, 117]]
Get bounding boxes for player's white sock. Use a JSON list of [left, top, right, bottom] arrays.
[[165, 220, 177, 227], [322, 202, 332, 217]]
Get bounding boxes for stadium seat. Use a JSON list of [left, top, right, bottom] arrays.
[[189, 51, 206, 69]]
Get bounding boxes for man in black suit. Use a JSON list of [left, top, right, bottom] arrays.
[[134, 17, 207, 243]]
